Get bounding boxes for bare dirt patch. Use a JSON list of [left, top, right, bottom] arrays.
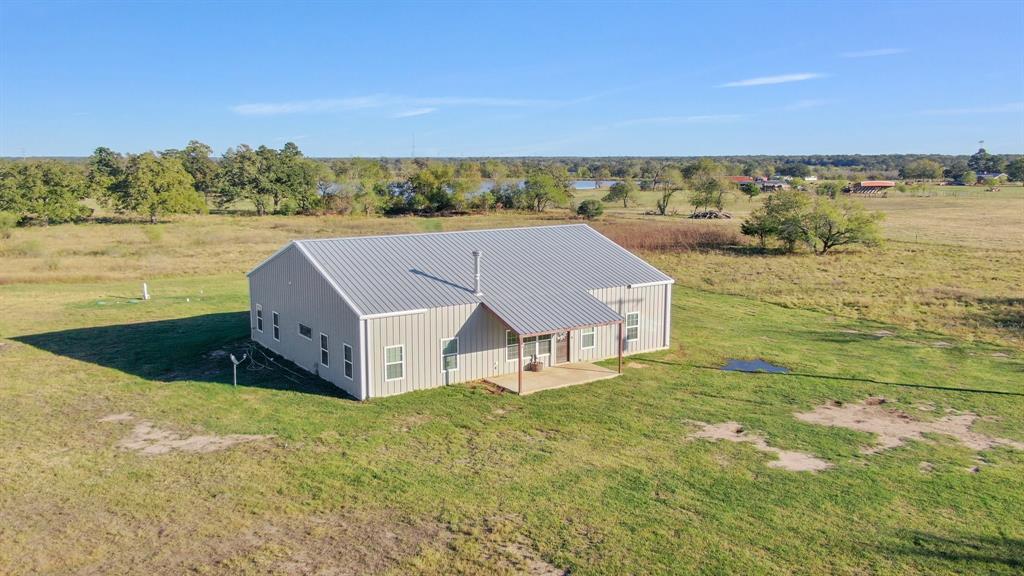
[[100, 414, 272, 455], [626, 362, 647, 369], [688, 421, 833, 472], [795, 399, 1024, 455]]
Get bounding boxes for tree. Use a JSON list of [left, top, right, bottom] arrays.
[[804, 198, 884, 254], [178, 140, 220, 204], [776, 162, 811, 178], [603, 178, 638, 207], [958, 170, 977, 186], [684, 158, 731, 213], [576, 199, 604, 220], [86, 147, 124, 200], [739, 189, 810, 251], [407, 162, 457, 212], [739, 182, 761, 201], [111, 153, 205, 223], [899, 159, 943, 180], [219, 145, 270, 215], [814, 180, 846, 199], [943, 159, 969, 181], [0, 160, 91, 224], [655, 167, 684, 215], [1007, 158, 1024, 182], [968, 148, 1005, 174], [521, 171, 567, 212]]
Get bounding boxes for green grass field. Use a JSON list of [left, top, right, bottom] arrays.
[[1, 190, 1022, 574]]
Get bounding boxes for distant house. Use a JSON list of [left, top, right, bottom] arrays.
[[247, 225, 673, 399], [847, 181, 896, 195], [804, 175, 819, 182], [728, 176, 754, 184], [759, 179, 790, 192], [976, 172, 1007, 182]]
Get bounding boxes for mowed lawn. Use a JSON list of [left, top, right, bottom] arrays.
[[1, 273, 1021, 574], [1, 191, 1023, 574]]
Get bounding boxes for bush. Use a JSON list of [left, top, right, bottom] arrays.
[[0, 211, 18, 238], [276, 197, 299, 215], [577, 199, 604, 220]]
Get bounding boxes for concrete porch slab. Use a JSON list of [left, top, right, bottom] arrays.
[[485, 362, 619, 395]]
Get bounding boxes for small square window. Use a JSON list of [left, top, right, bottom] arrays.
[[298, 323, 312, 340], [581, 327, 595, 349], [441, 338, 458, 372]]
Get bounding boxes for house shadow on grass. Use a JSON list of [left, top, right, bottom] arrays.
[[13, 312, 350, 399], [885, 531, 1023, 570]]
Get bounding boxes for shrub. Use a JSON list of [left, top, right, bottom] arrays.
[[577, 199, 604, 220], [0, 211, 18, 238]]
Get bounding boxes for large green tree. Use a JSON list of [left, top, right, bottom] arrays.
[[967, 148, 1006, 174], [521, 171, 568, 212], [1006, 158, 1024, 182], [684, 158, 732, 213], [603, 178, 639, 208], [740, 189, 810, 251], [899, 159, 943, 180], [804, 198, 884, 255], [111, 153, 205, 223], [0, 160, 91, 224]]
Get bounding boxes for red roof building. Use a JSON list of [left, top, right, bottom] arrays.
[[728, 176, 754, 184]]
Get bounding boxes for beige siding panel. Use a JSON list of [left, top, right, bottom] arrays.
[[365, 283, 670, 397], [248, 244, 363, 398]]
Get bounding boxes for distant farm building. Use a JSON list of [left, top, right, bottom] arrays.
[[976, 172, 1007, 182], [847, 181, 896, 196], [757, 179, 790, 192], [728, 176, 754, 184], [248, 225, 673, 399]]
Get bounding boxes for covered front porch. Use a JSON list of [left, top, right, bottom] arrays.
[[485, 362, 619, 395]]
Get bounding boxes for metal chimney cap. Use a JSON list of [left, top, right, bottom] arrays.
[[472, 250, 482, 256]]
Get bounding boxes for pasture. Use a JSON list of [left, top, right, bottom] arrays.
[[1, 189, 1022, 574]]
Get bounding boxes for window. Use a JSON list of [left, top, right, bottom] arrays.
[[626, 312, 639, 342], [272, 312, 280, 341], [320, 333, 329, 366], [506, 331, 518, 361], [255, 305, 263, 332], [506, 331, 551, 361], [581, 327, 596, 350], [343, 344, 353, 380], [384, 345, 404, 381], [298, 323, 312, 340], [441, 338, 458, 372]]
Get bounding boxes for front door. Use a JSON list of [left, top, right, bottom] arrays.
[[555, 331, 569, 364]]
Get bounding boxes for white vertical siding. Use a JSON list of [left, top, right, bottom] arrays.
[[248, 244, 363, 398], [364, 283, 670, 397]]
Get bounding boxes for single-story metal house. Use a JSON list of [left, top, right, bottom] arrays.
[[247, 224, 673, 399]]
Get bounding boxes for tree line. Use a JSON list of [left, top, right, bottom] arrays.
[[1, 142, 1021, 225]]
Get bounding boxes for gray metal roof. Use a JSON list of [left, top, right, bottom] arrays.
[[258, 224, 672, 334]]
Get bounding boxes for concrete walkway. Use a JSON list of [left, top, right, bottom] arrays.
[[485, 362, 619, 395]]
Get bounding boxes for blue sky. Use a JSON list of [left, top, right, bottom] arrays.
[[1, 1, 1022, 157]]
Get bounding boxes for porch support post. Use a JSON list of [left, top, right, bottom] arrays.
[[517, 333, 524, 394], [617, 321, 623, 373], [567, 330, 571, 363]]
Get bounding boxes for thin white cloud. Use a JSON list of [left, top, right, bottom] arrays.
[[616, 114, 742, 127], [231, 94, 567, 116], [719, 73, 824, 88], [841, 48, 906, 58], [917, 102, 1024, 116], [393, 107, 438, 118]]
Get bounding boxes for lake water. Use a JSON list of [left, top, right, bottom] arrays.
[[476, 179, 612, 193]]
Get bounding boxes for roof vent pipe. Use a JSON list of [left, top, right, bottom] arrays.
[[472, 250, 483, 296]]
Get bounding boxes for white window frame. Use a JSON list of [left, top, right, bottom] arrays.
[[441, 337, 459, 373], [505, 330, 551, 362], [255, 304, 263, 333], [384, 345, 405, 382], [626, 312, 640, 342], [298, 322, 313, 341], [272, 311, 280, 341], [581, 327, 596, 350], [343, 343, 353, 380], [319, 333, 329, 367]]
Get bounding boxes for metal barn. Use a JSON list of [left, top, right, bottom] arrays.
[[247, 224, 673, 399]]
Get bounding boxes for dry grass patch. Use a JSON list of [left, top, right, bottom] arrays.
[[688, 420, 833, 472]]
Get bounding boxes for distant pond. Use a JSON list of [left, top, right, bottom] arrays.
[[475, 179, 614, 193]]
